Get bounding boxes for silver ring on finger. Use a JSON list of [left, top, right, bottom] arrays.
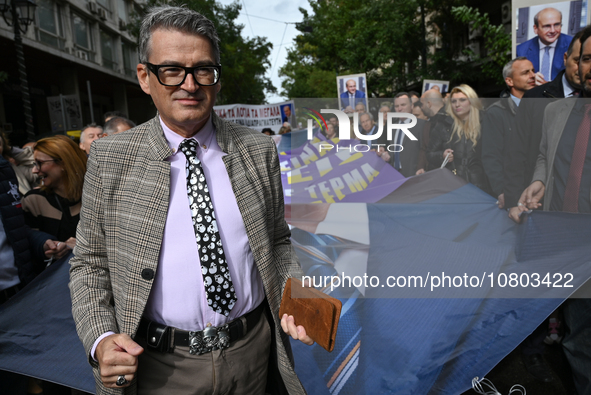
[[116, 375, 128, 386]]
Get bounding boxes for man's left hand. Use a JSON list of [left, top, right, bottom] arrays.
[[281, 314, 314, 346], [497, 193, 505, 209], [43, 240, 71, 259], [376, 146, 390, 162]]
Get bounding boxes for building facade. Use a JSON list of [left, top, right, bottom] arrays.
[[0, 0, 155, 145]]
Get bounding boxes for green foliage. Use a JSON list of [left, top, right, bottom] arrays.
[[129, 0, 276, 104], [452, 6, 511, 85], [0, 71, 7, 83], [279, 0, 477, 99]]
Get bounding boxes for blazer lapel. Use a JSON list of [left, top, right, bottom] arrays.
[[142, 116, 173, 246], [530, 38, 540, 73], [552, 35, 566, 79], [547, 99, 576, 174], [213, 113, 269, 270]]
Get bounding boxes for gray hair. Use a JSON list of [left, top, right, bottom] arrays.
[[360, 112, 374, 121], [533, 8, 562, 27], [502, 56, 529, 80], [103, 117, 136, 136], [138, 5, 221, 64], [80, 123, 103, 143]]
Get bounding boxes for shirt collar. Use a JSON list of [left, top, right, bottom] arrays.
[[562, 74, 576, 97], [539, 40, 557, 50], [160, 116, 215, 155], [509, 93, 521, 107]]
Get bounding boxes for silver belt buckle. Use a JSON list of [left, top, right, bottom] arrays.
[[189, 324, 230, 355]]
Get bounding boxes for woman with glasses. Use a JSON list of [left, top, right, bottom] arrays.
[[22, 135, 87, 251], [427, 84, 492, 194]]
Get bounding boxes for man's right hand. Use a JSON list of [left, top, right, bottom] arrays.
[[96, 334, 143, 388], [534, 72, 547, 86], [523, 181, 545, 209], [508, 181, 545, 223]]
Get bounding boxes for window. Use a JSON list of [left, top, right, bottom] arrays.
[[100, 30, 117, 70], [117, 0, 128, 23], [97, 0, 110, 11], [36, 0, 64, 49], [72, 14, 94, 61], [122, 41, 137, 77]]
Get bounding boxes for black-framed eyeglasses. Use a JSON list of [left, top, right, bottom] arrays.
[[33, 159, 58, 168], [145, 63, 222, 87]]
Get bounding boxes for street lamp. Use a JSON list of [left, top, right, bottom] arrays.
[[0, 0, 37, 142]]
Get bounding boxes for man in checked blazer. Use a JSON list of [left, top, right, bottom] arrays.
[[69, 6, 310, 395]]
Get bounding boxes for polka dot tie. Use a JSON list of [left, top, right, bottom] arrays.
[[179, 139, 237, 316]]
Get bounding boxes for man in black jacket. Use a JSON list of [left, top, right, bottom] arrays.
[[379, 93, 426, 177], [482, 57, 535, 207], [419, 89, 448, 173], [506, 29, 583, 220]]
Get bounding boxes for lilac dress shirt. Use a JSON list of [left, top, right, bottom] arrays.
[[92, 116, 264, 357]]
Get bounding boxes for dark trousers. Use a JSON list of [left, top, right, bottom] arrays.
[[563, 298, 591, 395]]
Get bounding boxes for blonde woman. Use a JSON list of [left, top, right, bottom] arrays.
[[427, 84, 491, 194], [22, 135, 87, 249]]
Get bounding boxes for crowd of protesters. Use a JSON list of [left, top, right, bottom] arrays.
[[261, 23, 591, 394]]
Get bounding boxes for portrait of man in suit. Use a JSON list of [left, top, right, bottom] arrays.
[[281, 104, 292, 124], [339, 76, 367, 112], [69, 5, 311, 395], [516, 7, 573, 83]]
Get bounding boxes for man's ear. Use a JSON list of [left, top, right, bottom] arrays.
[[505, 76, 514, 89], [216, 81, 221, 93], [137, 63, 151, 95]]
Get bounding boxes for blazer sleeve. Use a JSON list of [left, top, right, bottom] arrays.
[[269, 142, 303, 288], [69, 149, 118, 364], [531, 107, 551, 185]]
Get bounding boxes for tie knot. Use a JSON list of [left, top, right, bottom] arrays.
[[179, 139, 198, 159]]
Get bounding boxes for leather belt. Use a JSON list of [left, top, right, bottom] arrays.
[[0, 283, 20, 305], [137, 302, 264, 354]]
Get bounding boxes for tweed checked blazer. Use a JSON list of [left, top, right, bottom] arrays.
[[531, 98, 578, 211], [69, 112, 306, 395]]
